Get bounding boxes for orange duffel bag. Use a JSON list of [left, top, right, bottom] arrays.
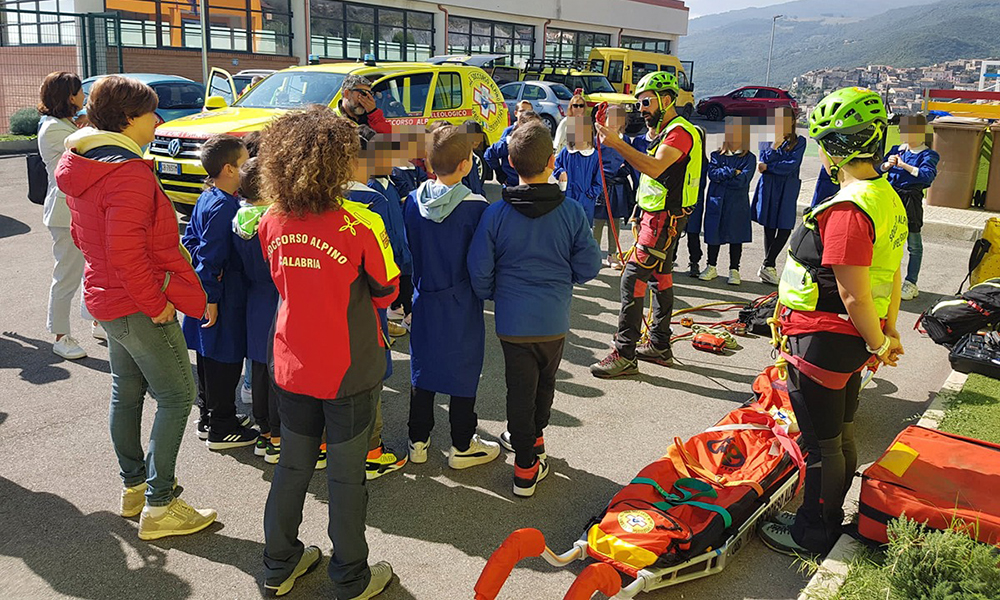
[[859, 425, 1000, 546]]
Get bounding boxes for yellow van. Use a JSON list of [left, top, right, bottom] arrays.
[[519, 59, 643, 133], [148, 62, 509, 211], [587, 48, 696, 119]]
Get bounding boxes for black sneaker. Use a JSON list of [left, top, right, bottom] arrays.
[[590, 350, 639, 378], [688, 263, 700, 277], [206, 426, 258, 450], [513, 458, 550, 498], [196, 420, 210, 441], [264, 545, 322, 597], [636, 342, 673, 366], [758, 521, 816, 557], [498, 431, 547, 461], [264, 440, 281, 464], [237, 413, 252, 428], [255, 435, 269, 457]]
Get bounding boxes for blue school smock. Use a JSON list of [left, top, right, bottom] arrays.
[[751, 136, 807, 230], [365, 178, 413, 275], [811, 166, 841, 207], [594, 140, 633, 221], [181, 187, 247, 364], [883, 144, 940, 190], [390, 164, 430, 199], [463, 153, 486, 196], [484, 137, 518, 187], [703, 151, 756, 246], [554, 146, 602, 227], [231, 205, 279, 365], [403, 188, 488, 397]]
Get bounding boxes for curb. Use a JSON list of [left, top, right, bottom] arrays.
[[796, 369, 965, 599], [922, 219, 982, 243], [0, 139, 36, 156]]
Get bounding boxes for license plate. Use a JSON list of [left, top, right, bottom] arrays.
[[159, 162, 180, 175]]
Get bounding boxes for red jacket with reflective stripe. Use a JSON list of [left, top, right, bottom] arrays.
[[259, 200, 399, 400]]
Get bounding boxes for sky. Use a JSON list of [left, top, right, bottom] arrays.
[[685, 0, 790, 18]]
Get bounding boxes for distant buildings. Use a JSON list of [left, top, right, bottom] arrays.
[[790, 59, 987, 117]]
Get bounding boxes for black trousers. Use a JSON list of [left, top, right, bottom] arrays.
[[763, 227, 791, 268], [685, 232, 703, 266], [615, 249, 678, 359], [707, 244, 743, 270], [252, 359, 280, 438], [195, 353, 243, 434], [786, 332, 869, 553], [500, 338, 565, 468], [407, 386, 477, 451], [263, 384, 377, 598], [391, 274, 413, 315]]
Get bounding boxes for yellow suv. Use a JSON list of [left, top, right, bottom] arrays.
[[149, 62, 509, 211], [519, 59, 643, 134], [587, 48, 696, 119]]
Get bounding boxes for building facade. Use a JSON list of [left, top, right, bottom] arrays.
[[0, 0, 688, 128]]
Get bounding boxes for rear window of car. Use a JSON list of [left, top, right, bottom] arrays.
[[551, 84, 573, 101], [153, 83, 204, 110], [523, 84, 546, 101]]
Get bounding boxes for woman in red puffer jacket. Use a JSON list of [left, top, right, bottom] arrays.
[[56, 75, 216, 541]]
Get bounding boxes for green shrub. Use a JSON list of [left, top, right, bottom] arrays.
[[9, 107, 41, 136]]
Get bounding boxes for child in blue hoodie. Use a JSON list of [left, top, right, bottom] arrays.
[[403, 123, 501, 471], [881, 114, 939, 300], [182, 134, 255, 451], [484, 101, 534, 187], [231, 158, 282, 464], [555, 115, 602, 228], [348, 127, 410, 480], [468, 120, 602, 498]]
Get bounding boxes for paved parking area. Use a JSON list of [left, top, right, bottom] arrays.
[[0, 153, 961, 599]]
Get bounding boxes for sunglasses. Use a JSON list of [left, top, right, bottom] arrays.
[[571, 103, 586, 109], [639, 97, 656, 108], [350, 88, 373, 97]]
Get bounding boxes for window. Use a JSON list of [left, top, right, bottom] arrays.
[[608, 60, 624, 84], [620, 35, 671, 55], [756, 88, 780, 99], [372, 72, 432, 118], [500, 82, 522, 101], [545, 28, 611, 61], [632, 61, 658, 85], [590, 59, 604, 74], [209, 70, 235, 103], [432, 72, 462, 110], [236, 71, 345, 109], [153, 83, 205, 110], [2, 0, 77, 46], [731, 88, 756, 99], [310, 1, 433, 62], [447, 16, 533, 67], [551, 84, 573, 101], [522, 84, 546, 101], [104, 0, 291, 54]]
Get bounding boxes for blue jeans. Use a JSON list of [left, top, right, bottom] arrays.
[[102, 313, 196, 507], [906, 232, 923, 285]]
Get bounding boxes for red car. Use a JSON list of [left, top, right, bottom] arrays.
[[696, 86, 799, 121]]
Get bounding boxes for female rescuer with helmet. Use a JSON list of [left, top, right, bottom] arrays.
[[591, 71, 704, 378], [758, 88, 907, 556]]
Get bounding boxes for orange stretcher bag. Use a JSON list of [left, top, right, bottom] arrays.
[[585, 368, 805, 576], [859, 425, 1000, 546]]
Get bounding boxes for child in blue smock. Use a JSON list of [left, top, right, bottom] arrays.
[[404, 123, 500, 470], [752, 107, 807, 285], [881, 114, 939, 300], [555, 115, 602, 228], [231, 158, 282, 464], [811, 166, 840, 208], [181, 134, 254, 450], [699, 118, 756, 286], [594, 105, 633, 269]]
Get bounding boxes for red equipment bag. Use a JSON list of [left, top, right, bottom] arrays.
[[585, 367, 804, 576], [858, 425, 1000, 546], [692, 332, 726, 354]]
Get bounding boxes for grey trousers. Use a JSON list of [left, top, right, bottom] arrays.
[[263, 383, 379, 598]]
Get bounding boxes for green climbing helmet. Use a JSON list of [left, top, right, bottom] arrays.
[[635, 71, 679, 97], [809, 87, 887, 155]]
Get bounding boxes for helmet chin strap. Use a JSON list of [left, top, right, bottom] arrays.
[[652, 92, 677, 136], [820, 122, 885, 184]]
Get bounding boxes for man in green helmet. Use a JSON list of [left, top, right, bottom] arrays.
[[591, 71, 704, 378], [758, 87, 906, 556]]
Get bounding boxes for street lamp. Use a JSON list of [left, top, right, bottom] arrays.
[[766, 14, 783, 87]]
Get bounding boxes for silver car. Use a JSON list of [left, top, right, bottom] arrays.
[[499, 80, 573, 136]]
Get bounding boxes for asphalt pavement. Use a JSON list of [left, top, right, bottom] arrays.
[[0, 152, 960, 600]]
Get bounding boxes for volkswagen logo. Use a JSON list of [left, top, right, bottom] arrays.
[[167, 138, 182, 157]]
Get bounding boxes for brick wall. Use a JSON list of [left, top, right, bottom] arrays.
[[0, 46, 81, 132], [119, 48, 300, 83]]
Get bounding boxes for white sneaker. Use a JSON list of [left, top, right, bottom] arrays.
[[387, 306, 405, 321], [92, 322, 108, 341], [137, 497, 217, 541], [448, 434, 501, 470], [345, 561, 393, 600], [901, 280, 919, 300], [758, 265, 780, 286], [728, 269, 741, 286], [698, 265, 718, 281], [408, 437, 430, 464], [53, 335, 87, 360]]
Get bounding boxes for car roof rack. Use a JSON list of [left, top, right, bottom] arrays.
[[524, 58, 591, 73]]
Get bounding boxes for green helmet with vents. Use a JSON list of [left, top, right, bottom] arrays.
[[635, 71, 679, 97], [809, 87, 887, 152]]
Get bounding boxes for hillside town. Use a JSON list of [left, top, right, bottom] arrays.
[[789, 58, 989, 117]]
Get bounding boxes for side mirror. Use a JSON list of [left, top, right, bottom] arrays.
[[204, 96, 228, 111]]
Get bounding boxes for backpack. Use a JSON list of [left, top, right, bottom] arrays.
[[738, 294, 778, 337], [26, 154, 48, 205], [919, 278, 1000, 346]]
